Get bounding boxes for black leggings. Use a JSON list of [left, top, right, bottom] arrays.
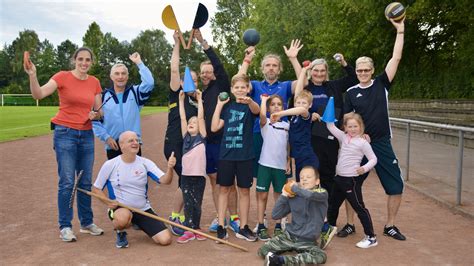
[[181, 176, 206, 229], [327, 175, 375, 237]]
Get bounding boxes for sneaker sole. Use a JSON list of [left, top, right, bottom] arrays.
[[60, 237, 77, 242], [383, 232, 406, 241], [215, 234, 228, 243], [356, 242, 378, 248], [195, 232, 207, 241], [79, 229, 104, 236], [177, 237, 195, 244], [116, 244, 129, 248], [258, 237, 271, 242], [236, 232, 257, 242], [169, 225, 184, 236], [337, 230, 355, 238], [322, 227, 337, 250]]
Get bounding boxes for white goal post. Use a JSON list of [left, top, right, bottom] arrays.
[[1, 94, 39, 106]]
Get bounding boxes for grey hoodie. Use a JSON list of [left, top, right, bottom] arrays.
[[272, 185, 328, 242]]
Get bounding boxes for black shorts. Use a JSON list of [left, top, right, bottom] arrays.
[[205, 143, 220, 174], [108, 207, 167, 238], [217, 159, 254, 188]]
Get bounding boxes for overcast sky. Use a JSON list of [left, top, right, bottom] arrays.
[[0, 0, 218, 48]]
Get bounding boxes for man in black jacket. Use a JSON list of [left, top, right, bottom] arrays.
[[193, 29, 240, 233]]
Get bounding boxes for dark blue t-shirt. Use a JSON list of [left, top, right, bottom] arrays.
[[250, 80, 293, 133], [182, 133, 206, 155], [343, 72, 392, 142], [289, 114, 314, 158], [308, 84, 328, 114], [219, 102, 256, 161]]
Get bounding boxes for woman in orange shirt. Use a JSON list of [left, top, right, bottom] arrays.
[[24, 47, 104, 242]]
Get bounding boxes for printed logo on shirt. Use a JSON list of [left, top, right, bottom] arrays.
[[134, 169, 144, 176], [356, 93, 363, 98], [291, 116, 299, 124], [313, 94, 328, 99], [225, 109, 245, 149]]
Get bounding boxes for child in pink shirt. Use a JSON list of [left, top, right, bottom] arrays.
[[177, 90, 207, 243], [326, 112, 378, 249]]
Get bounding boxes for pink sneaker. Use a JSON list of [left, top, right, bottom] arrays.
[[195, 230, 206, 241], [177, 231, 195, 243]]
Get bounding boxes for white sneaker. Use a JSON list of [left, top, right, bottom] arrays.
[[80, 223, 104, 236], [356, 235, 378, 248], [60, 227, 77, 242]]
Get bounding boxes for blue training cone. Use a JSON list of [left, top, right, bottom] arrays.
[[183, 66, 196, 93], [321, 97, 337, 123]]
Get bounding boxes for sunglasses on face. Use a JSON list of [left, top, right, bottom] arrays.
[[356, 68, 372, 73]]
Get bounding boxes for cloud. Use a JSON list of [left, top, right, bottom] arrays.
[[0, 0, 217, 47]]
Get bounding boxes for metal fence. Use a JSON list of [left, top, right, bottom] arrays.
[[390, 117, 474, 205]]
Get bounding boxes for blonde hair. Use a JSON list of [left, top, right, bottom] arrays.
[[343, 112, 365, 136], [295, 89, 313, 104], [300, 166, 320, 179], [231, 73, 250, 87], [260, 54, 283, 73], [310, 58, 329, 81], [200, 60, 212, 70], [355, 56, 374, 69]]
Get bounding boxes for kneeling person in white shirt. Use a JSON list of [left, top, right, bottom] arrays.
[[93, 131, 176, 248]]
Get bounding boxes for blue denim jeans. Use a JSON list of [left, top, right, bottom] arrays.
[[53, 125, 95, 229]]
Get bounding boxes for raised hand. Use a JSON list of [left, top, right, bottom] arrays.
[[194, 28, 204, 43], [244, 46, 256, 59], [270, 112, 281, 123], [168, 151, 176, 168], [236, 96, 252, 105], [391, 17, 405, 32], [173, 30, 180, 44], [260, 94, 270, 103], [129, 52, 142, 65], [195, 90, 202, 102], [179, 90, 185, 102], [23, 52, 36, 76], [283, 39, 303, 59], [311, 112, 321, 122]]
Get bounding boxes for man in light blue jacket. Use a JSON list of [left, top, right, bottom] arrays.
[[93, 52, 154, 159]]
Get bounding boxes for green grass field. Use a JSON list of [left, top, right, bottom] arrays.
[[0, 106, 167, 142]]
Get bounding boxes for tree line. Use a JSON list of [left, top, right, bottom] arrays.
[[1, 0, 472, 105], [0, 22, 208, 105], [211, 0, 473, 99]]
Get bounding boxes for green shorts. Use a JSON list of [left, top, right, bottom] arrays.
[[371, 138, 404, 195], [256, 164, 287, 193]]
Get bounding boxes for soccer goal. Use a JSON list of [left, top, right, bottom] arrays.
[[1, 94, 39, 106]]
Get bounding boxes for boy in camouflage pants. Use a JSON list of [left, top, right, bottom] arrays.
[[258, 166, 328, 265]]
